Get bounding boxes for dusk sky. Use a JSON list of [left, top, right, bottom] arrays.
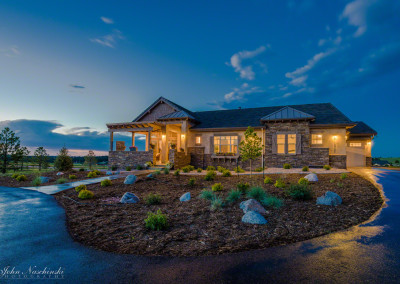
[[1, 0, 399, 156]]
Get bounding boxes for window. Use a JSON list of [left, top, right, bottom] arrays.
[[195, 135, 201, 145], [288, 134, 296, 154], [214, 135, 238, 155], [350, 142, 362, 147], [277, 134, 285, 154], [276, 134, 297, 154], [311, 134, 323, 145]]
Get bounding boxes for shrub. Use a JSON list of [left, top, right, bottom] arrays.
[[204, 170, 216, 181], [261, 196, 284, 209], [136, 164, 144, 170], [87, 171, 97, 178], [247, 186, 267, 202], [222, 170, 232, 177], [32, 177, 42, 186], [210, 196, 224, 211], [69, 174, 77, 179], [188, 178, 196, 186], [199, 190, 214, 200], [340, 173, 348, 180], [182, 166, 192, 173], [323, 165, 331, 170], [196, 168, 202, 173], [286, 184, 313, 200], [145, 161, 153, 168], [298, 177, 309, 186], [188, 165, 195, 171], [217, 166, 227, 173], [111, 165, 117, 171], [174, 170, 180, 176], [212, 183, 223, 192], [255, 167, 264, 172], [283, 163, 292, 169], [144, 209, 168, 230], [11, 173, 19, 179], [302, 166, 309, 172], [54, 146, 73, 171], [274, 178, 286, 188], [75, 184, 87, 192], [236, 182, 250, 193], [154, 170, 161, 176], [79, 168, 85, 172], [16, 175, 27, 182], [56, 178, 67, 184], [93, 170, 101, 176], [206, 166, 215, 171], [234, 166, 245, 173], [145, 193, 162, 205], [163, 167, 170, 174], [337, 182, 344, 188], [330, 178, 335, 183], [78, 189, 94, 199], [264, 177, 273, 184], [101, 179, 112, 187], [126, 166, 132, 171], [226, 189, 242, 203]]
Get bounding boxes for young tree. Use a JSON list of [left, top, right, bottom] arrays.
[[11, 146, 29, 172], [0, 127, 21, 174], [34, 147, 49, 171], [54, 146, 73, 171], [239, 126, 263, 177], [84, 150, 97, 170]]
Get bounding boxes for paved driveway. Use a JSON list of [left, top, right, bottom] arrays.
[[0, 168, 399, 283]]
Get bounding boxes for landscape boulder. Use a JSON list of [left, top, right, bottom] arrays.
[[124, 175, 137, 185], [106, 171, 113, 176], [120, 192, 139, 204], [240, 199, 267, 215], [179, 192, 191, 202], [316, 191, 342, 206], [56, 172, 64, 176], [39, 176, 50, 183], [241, 211, 268, 225], [115, 171, 120, 175], [146, 173, 154, 179], [304, 173, 318, 182]]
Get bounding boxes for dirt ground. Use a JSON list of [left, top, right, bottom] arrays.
[[54, 173, 383, 256]]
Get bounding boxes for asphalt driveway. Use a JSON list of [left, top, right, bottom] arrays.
[[0, 168, 399, 283]]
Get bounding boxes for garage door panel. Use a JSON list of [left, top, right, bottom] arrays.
[[346, 147, 365, 167]]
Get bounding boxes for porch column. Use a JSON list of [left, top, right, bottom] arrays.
[[181, 121, 188, 152], [131, 132, 135, 147], [109, 132, 114, 151], [147, 130, 151, 151], [161, 126, 167, 163]]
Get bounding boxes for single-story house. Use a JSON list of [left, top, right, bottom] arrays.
[[107, 97, 377, 169]]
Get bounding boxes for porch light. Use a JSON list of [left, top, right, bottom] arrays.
[[162, 134, 166, 139], [332, 135, 338, 140], [181, 134, 185, 139], [367, 141, 371, 146]]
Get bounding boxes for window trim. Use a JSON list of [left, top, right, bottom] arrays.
[[276, 133, 297, 155], [311, 134, 323, 145], [213, 134, 239, 155], [195, 134, 202, 146]]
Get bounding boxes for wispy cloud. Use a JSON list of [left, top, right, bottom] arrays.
[[100, 16, 114, 24], [90, 29, 124, 48], [1, 46, 20, 57], [228, 45, 268, 80], [224, 83, 264, 103]]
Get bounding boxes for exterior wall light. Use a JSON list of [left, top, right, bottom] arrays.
[[162, 134, 166, 139], [181, 134, 185, 139], [332, 135, 338, 140]]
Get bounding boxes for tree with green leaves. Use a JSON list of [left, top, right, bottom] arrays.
[[84, 150, 97, 170], [0, 127, 21, 173], [54, 146, 73, 171], [34, 147, 49, 171], [239, 126, 263, 177], [11, 146, 30, 171]]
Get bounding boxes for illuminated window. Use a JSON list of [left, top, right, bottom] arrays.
[[214, 136, 238, 155], [277, 134, 296, 154], [350, 142, 362, 147], [277, 134, 285, 154], [311, 134, 323, 145], [288, 134, 296, 154], [195, 135, 201, 145]]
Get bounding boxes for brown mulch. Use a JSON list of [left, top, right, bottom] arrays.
[[54, 173, 383, 257], [0, 170, 104, 187]]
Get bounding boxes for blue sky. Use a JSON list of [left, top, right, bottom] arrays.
[[1, 0, 399, 156]]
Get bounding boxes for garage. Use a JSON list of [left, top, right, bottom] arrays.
[[346, 146, 366, 167]]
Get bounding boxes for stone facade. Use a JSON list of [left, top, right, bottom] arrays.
[[366, 156, 372, 167], [109, 150, 153, 170], [187, 147, 205, 168], [329, 155, 347, 169], [169, 149, 191, 169]]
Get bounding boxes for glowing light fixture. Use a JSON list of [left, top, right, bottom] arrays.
[[332, 135, 338, 140], [162, 134, 166, 139], [181, 134, 185, 139], [367, 141, 371, 145]]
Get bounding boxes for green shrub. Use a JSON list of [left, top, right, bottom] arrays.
[[298, 177, 309, 185], [222, 170, 232, 177], [111, 165, 117, 171], [145, 161, 153, 168], [78, 189, 94, 199], [188, 178, 196, 186], [174, 170, 180, 176], [145, 193, 162, 205], [93, 170, 101, 175], [206, 166, 215, 171], [16, 175, 27, 182], [204, 170, 216, 181], [144, 209, 168, 231], [79, 168, 85, 172], [56, 178, 67, 184], [54, 146, 73, 171], [69, 174, 77, 179], [199, 190, 214, 200], [182, 166, 192, 173], [337, 182, 344, 188], [340, 173, 348, 180], [234, 166, 245, 173], [261, 196, 284, 209], [126, 166, 132, 171], [274, 178, 286, 188], [75, 184, 87, 192], [286, 184, 313, 200], [188, 165, 195, 171], [255, 167, 264, 172], [226, 189, 242, 203], [236, 182, 250, 193], [283, 163, 292, 169], [323, 165, 331, 170], [136, 165, 144, 170], [302, 166, 309, 172], [330, 178, 335, 183], [264, 177, 273, 184], [247, 186, 267, 202], [196, 168, 202, 173], [101, 179, 112, 187], [154, 170, 161, 176], [217, 166, 227, 173], [11, 173, 19, 179], [212, 183, 223, 192], [87, 171, 97, 178], [210, 196, 224, 211], [32, 177, 42, 186], [163, 167, 170, 174]]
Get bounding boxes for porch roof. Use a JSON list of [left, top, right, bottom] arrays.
[[106, 121, 163, 131]]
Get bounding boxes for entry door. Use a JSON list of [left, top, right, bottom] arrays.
[[346, 147, 365, 167]]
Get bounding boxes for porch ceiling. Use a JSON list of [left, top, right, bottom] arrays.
[[107, 121, 163, 132]]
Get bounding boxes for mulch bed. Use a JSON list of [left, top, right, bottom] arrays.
[[54, 173, 383, 257], [0, 170, 104, 187]]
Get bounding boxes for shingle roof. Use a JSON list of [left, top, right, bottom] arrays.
[[261, 106, 315, 121], [348, 121, 377, 136]]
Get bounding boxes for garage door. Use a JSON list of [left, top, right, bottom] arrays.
[[346, 147, 365, 167]]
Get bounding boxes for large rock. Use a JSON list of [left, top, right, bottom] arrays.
[[317, 191, 342, 206], [56, 172, 64, 176], [146, 173, 154, 179], [120, 192, 139, 204], [242, 211, 268, 225], [106, 171, 113, 175], [124, 175, 137, 185], [304, 173, 318, 182], [39, 176, 50, 183], [180, 192, 191, 202], [240, 199, 267, 215]]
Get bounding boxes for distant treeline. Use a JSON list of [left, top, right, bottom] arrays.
[[26, 155, 109, 164]]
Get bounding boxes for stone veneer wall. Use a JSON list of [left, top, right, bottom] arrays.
[[109, 150, 153, 170], [187, 147, 205, 168], [169, 149, 191, 169], [366, 156, 372, 167], [329, 155, 347, 169]]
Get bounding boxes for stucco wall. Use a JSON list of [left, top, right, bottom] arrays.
[[310, 128, 347, 155]]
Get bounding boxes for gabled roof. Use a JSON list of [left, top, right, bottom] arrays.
[[348, 121, 377, 136], [260, 106, 315, 122], [157, 110, 196, 121]]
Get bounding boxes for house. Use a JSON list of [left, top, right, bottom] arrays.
[[106, 97, 377, 169]]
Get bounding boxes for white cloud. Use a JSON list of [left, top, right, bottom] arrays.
[[224, 83, 264, 102], [90, 30, 124, 48], [1, 46, 20, 57], [100, 16, 114, 24], [228, 45, 268, 80], [340, 0, 374, 37]]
